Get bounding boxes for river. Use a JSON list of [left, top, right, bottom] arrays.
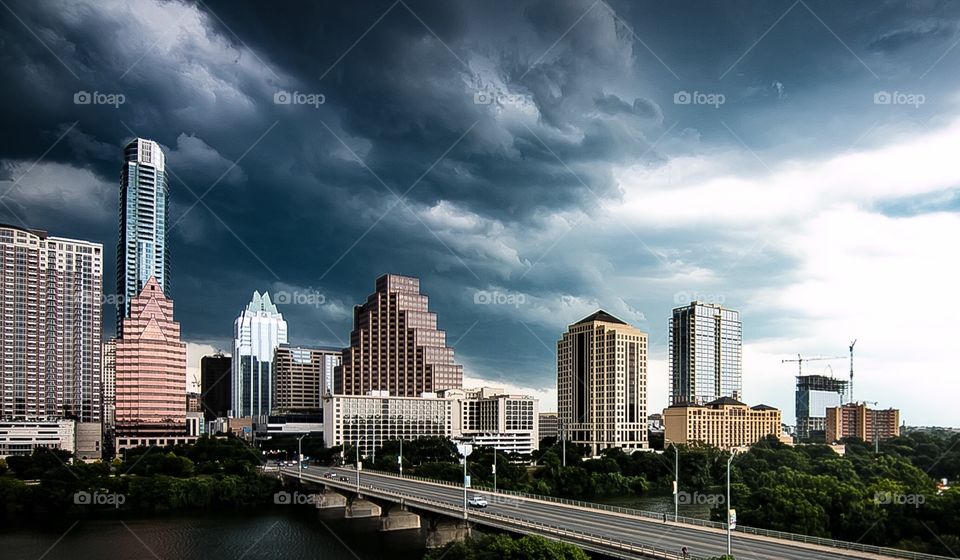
[[1, 508, 428, 560], [1, 494, 711, 559]]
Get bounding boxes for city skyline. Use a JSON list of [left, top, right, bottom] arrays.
[[2, 0, 959, 426]]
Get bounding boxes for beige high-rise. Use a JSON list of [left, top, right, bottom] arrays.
[[825, 403, 900, 443], [557, 310, 648, 454], [335, 274, 462, 397]]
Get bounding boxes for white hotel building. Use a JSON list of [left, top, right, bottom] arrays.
[[323, 387, 538, 457]]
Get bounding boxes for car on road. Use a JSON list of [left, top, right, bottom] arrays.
[[467, 495, 488, 508], [324, 472, 337, 479], [339, 476, 350, 482]]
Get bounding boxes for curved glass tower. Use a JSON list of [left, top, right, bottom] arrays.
[[117, 138, 169, 334]]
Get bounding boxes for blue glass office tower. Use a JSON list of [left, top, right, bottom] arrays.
[[116, 138, 169, 334]]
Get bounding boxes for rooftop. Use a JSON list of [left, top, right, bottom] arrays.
[[573, 310, 628, 326]]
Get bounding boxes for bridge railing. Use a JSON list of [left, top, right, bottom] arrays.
[[359, 482, 704, 560], [314, 467, 952, 560]]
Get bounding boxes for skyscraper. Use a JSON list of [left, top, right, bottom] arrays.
[[0, 224, 102, 422], [669, 301, 742, 406], [117, 138, 169, 332], [335, 273, 463, 397], [232, 291, 287, 418], [272, 345, 340, 414], [557, 310, 648, 454], [114, 277, 187, 448], [200, 352, 232, 422]]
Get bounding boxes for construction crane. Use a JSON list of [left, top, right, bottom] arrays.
[[782, 353, 846, 377], [848, 339, 857, 404]]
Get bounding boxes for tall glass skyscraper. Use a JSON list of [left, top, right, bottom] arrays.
[[117, 138, 169, 333], [232, 291, 287, 418], [669, 301, 742, 405]]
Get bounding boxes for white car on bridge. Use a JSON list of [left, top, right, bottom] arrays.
[[467, 495, 488, 508]]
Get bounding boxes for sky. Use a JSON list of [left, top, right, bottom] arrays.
[[1, 0, 959, 425]]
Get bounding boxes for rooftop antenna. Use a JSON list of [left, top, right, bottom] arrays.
[[849, 339, 857, 404]]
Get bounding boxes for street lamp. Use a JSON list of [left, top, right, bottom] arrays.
[[666, 439, 679, 522], [297, 433, 307, 481], [726, 449, 739, 556], [456, 441, 473, 520], [493, 450, 497, 493]]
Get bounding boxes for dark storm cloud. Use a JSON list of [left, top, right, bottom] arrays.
[[2, 0, 960, 400]]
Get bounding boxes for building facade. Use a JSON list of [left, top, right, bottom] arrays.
[[825, 403, 900, 444], [335, 274, 462, 397], [114, 277, 187, 448], [796, 374, 847, 441], [117, 138, 169, 331], [663, 397, 781, 449], [232, 291, 287, 418], [444, 387, 539, 454], [101, 339, 116, 429], [538, 412, 559, 441], [323, 393, 454, 457], [669, 301, 742, 406], [200, 352, 231, 421], [0, 224, 103, 422], [0, 419, 75, 457], [557, 310, 648, 455], [272, 345, 341, 414]]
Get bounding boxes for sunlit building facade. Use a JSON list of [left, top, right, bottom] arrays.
[[114, 277, 187, 447], [663, 397, 781, 449], [557, 310, 648, 454], [335, 274, 462, 397], [232, 291, 287, 418]]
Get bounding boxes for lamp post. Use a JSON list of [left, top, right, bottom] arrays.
[[398, 437, 403, 477], [356, 436, 363, 493], [297, 433, 307, 481], [726, 449, 738, 556], [493, 450, 497, 493], [666, 439, 679, 522], [560, 419, 566, 467], [456, 441, 473, 520]]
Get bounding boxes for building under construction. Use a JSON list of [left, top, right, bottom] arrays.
[[795, 375, 848, 441]]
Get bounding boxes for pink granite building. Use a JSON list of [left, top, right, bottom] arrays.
[[114, 277, 191, 450]]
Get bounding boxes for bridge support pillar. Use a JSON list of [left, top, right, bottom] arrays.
[[426, 518, 470, 548], [380, 506, 421, 532], [345, 498, 382, 518], [315, 488, 347, 509]]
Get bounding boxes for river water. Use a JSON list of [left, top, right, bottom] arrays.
[[1, 494, 710, 559], [1, 508, 428, 560]]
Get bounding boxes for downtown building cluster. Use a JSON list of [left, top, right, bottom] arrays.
[[200, 273, 539, 457], [0, 137, 192, 458]]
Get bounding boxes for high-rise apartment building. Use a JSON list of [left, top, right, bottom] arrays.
[[335, 274, 462, 397], [102, 339, 116, 429], [669, 301, 742, 406], [200, 352, 232, 422], [663, 397, 782, 449], [796, 374, 847, 441], [117, 138, 169, 332], [0, 224, 102, 422], [114, 277, 188, 449], [825, 403, 900, 444], [272, 345, 340, 414], [557, 310, 648, 454], [232, 291, 287, 418]]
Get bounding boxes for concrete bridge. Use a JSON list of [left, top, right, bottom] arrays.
[[277, 466, 950, 560]]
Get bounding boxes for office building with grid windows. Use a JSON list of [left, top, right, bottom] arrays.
[[669, 301, 742, 406]]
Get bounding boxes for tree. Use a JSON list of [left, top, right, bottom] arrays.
[[426, 534, 589, 560]]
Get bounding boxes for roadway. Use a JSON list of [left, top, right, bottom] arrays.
[[281, 466, 913, 560]]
